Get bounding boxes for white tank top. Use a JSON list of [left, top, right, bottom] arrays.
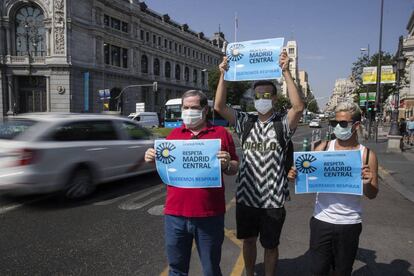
[[313, 140, 365, 224]]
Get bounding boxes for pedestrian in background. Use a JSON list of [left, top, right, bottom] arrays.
[[288, 101, 379, 276], [407, 116, 414, 145], [214, 51, 304, 276], [145, 90, 239, 276]]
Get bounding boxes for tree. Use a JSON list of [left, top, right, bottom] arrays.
[[351, 51, 396, 104], [274, 94, 292, 113], [207, 67, 251, 106], [307, 100, 319, 114]]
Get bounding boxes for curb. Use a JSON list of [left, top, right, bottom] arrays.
[[378, 165, 414, 203]]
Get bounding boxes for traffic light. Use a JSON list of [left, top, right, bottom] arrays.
[[152, 82, 158, 92], [367, 101, 374, 111]]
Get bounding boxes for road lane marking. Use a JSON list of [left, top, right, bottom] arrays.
[[118, 185, 166, 210], [93, 194, 132, 206], [119, 193, 166, 210], [230, 251, 245, 276], [0, 195, 51, 215], [94, 184, 164, 206]]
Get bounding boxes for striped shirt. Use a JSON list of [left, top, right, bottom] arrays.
[[234, 111, 295, 208]]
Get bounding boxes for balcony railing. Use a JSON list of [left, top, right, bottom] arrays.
[[5, 55, 47, 65]]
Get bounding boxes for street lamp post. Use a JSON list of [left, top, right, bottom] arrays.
[[371, 0, 384, 143], [388, 39, 407, 136]]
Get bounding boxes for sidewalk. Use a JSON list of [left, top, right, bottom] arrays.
[[361, 125, 414, 203]]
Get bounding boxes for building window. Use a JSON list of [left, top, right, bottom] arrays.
[[104, 43, 110, 64], [164, 39, 167, 48], [154, 58, 160, 76], [111, 45, 121, 67], [174, 43, 177, 52], [158, 37, 161, 46], [193, 69, 198, 83], [184, 67, 189, 82], [15, 4, 46, 56], [140, 30, 144, 40], [111, 18, 121, 30], [169, 41, 172, 50], [183, 46, 186, 55], [175, 64, 181, 80], [104, 15, 110, 26], [141, 55, 148, 73], [146, 32, 150, 42], [201, 71, 205, 86], [153, 35, 156, 44], [179, 45, 182, 54], [289, 48, 295, 55], [165, 61, 171, 78], [122, 48, 128, 68], [121, 22, 128, 33]]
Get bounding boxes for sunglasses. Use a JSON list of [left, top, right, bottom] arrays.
[[329, 120, 358, 128], [254, 92, 273, 100]]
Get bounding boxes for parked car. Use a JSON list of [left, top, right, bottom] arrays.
[[0, 113, 157, 199], [309, 119, 321, 128], [128, 112, 159, 128]]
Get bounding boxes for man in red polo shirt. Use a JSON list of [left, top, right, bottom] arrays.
[[145, 90, 239, 276]]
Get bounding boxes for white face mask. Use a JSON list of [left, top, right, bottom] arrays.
[[333, 124, 354, 141], [182, 109, 203, 128], [254, 99, 273, 115]]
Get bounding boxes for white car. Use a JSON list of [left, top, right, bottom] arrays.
[[128, 112, 159, 128], [309, 119, 321, 128], [0, 113, 156, 199]]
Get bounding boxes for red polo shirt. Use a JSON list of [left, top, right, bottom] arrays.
[[164, 123, 238, 217]]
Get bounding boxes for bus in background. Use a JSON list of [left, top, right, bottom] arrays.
[[164, 98, 228, 128]]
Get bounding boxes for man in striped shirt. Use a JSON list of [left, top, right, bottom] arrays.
[[214, 50, 304, 276]]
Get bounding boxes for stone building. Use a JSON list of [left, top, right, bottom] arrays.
[[0, 0, 225, 119], [325, 78, 356, 111], [281, 40, 300, 97], [399, 11, 414, 119]]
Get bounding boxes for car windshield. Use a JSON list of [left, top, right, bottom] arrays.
[[0, 120, 37, 140]]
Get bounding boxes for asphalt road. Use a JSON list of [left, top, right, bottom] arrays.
[[0, 124, 323, 275]]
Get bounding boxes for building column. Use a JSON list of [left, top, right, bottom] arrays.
[[46, 76, 51, 111], [5, 22, 11, 56], [6, 74, 13, 115]]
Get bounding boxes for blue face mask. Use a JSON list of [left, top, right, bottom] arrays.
[[333, 124, 354, 140]]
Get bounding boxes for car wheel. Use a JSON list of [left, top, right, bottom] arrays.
[[65, 168, 95, 199]]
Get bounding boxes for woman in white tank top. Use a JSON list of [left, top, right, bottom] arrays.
[[287, 102, 379, 275]]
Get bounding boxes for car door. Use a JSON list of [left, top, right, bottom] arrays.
[[116, 120, 156, 174], [43, 119, 126, 181]]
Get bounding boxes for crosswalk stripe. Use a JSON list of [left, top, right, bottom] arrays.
[[118, 185, 165, 210], [93, 184, 164, 206]]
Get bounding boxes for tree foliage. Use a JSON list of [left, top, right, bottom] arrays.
[[351, 52, 396, 104], [274, 94, 292, 113], [207, 67, 251, 105]]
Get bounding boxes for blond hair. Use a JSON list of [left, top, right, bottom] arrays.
[[335, 102, 362, 122]]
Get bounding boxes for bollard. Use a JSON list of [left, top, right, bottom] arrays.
[[325, 131, 331, 141], [302, 138, 310, 151]]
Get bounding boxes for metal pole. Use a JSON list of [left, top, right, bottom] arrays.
[[375, 0, 384, 143]]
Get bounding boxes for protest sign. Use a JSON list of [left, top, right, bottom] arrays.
[[154, 139, 222, 188], [294, 150, 362, 195], [224, 37, 284, 81]]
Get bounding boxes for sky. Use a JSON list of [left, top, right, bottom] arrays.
[[144, 0, 414, 108]]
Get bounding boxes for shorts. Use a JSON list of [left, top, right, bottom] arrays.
[[236, 203, 286, 249], [309, 217, 362, 276], [408, 129, 414, 136]]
